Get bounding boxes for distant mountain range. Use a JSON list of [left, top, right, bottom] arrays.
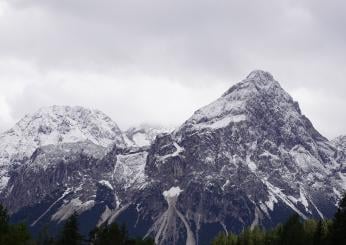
[[0, 70, 345, 245]]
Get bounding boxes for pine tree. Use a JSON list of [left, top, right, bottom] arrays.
[[280, 213, 305, 245], [0, 204, 9, 236], [57, 212, 83, 245], [253, 226, 265, 245], [303, 219, 317, 245], [332, 193, 346, 244], [5, 223, 32, 245], [312, 220, 331, 245], [212, 232, 238, 245], [0, 204, 9, 244], [0, 204, 33, 245], [37, 225, 55, 245], [90, 223, 127, 245], [89, 222, 154, 245]]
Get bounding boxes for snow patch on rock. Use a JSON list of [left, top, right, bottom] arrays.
[[163, 186, 183, 199], [99, 180, 114, 190]]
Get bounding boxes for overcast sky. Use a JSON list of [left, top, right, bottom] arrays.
[[0, 0, 345, 139]]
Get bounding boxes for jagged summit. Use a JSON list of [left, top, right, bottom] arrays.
[[181, 70, 298, 132], [222, 70, 282, 97]]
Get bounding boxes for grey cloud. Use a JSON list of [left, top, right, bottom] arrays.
[[0, 1, 303, 80], [0, 0, 345, 138]]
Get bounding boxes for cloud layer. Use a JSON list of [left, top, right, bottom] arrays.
[[0, 0, 345, 138]]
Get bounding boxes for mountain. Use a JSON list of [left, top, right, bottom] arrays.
[[140, 70, 344, 244], [0, 105, 125, 190], [1, 71, 346, 245]]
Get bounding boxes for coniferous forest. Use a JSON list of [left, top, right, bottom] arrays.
[[212, 193, 346, 245], [1, 193, 346, 245], [0, 205, 154, 245]]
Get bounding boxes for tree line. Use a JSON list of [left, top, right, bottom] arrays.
[[212, 193, 346, 245], [0, 205, 154, 245], [1, 193, 346, 245]]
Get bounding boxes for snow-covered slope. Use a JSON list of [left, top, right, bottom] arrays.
[[0, 105, 125, 190], [179, 71, 292, 130]]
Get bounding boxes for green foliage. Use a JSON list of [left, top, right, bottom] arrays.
[[89, 222, 154, 245], [56, 212, 83, 245], [211, 195, 346, 245], [0, 203, 154, 245], [280, 214, 305, 245], [332, 192, 346, 244], [0, 204, 9, 236], [89, 223, 127, 245], [3, 223, 33, 245], [0, 204, 33, 245], [212, 232, 238, 245], [2, 194, 346, 245], [36, 225, 55, 245], [212, 217, 329, 245], [312, 220, 330, 245], [303, 219, 317, 245]]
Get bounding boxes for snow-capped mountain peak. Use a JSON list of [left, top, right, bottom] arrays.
[[180, 70, 296, 131], [145, 71, 342, 244], [0, 105, 125, 189], [246, 69, 274, 82], [0, 106, 124, 148], [11, 105, 125, 148], [223, 70, 280, 95]]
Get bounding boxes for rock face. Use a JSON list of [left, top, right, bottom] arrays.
[[332, 135, 346, 164], [1, 71, 346, 245], [2, 141, 149, 236]]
